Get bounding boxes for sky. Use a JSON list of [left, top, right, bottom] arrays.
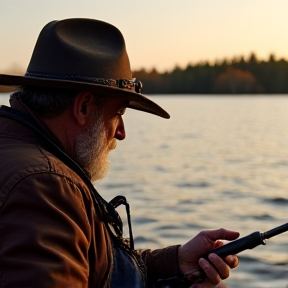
[[0, 0, 287, 74]]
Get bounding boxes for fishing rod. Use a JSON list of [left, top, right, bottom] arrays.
[[208, 222, 288, 258], [194, 222, 288, 284], [154, 222, 288, 288]]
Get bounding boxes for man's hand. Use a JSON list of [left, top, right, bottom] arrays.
[[178, 228, 240, 287]]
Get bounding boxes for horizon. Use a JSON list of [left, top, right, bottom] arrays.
[[1, 52, 286, 76]]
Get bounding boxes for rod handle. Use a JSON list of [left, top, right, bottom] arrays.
[[208, 231, 266, 258]]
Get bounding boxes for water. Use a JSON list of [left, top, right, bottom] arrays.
[[1, 93, 288, 287]]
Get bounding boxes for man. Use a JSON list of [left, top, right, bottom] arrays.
[[0, 18, 239, 288]]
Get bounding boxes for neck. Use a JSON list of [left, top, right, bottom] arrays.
[[10, 94, 79, 156], [40, 112, 80, 158]]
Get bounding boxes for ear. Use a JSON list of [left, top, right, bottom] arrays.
[[73, 92, 95, 125]]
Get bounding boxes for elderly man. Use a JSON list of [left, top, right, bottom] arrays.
[[0, 18, 239, 288]]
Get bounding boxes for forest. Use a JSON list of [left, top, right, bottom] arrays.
[[1, 53, 288, 94], [133, 53, 288, 94]]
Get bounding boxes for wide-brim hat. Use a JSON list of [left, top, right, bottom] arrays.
[[0, 18, 170, 119]]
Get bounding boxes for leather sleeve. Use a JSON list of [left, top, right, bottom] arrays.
[[0, 172, 92, 288], [137, 245, 181, 286]]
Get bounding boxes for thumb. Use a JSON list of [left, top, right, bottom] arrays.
[[206, 228, 240, 242]]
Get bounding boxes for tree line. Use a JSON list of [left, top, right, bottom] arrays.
[[133, 53, 288, 94], [1, 53, 287, 94]]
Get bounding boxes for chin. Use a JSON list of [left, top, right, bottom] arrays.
[[90, 161, 110, 182]]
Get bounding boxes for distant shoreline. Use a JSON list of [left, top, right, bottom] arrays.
[[1, 52, 288, 94]]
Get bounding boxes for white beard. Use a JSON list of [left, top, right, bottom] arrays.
[[75, 110, 116, 182]]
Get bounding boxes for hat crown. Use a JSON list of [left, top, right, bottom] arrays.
[[27, 18, 132, 80], [0, 18, 170, 119]]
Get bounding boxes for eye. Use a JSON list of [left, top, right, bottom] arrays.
[[116, 107, 126, 116]]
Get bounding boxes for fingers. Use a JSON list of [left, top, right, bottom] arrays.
[[198, 253, 235, 285], [224, 255, 239, 269], [204, 228, 240, 242], [198, 257, 221, 285], [207, 254, 230, 280]]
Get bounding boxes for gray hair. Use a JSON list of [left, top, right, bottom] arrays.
[[13, 87, 77, 117], [13, 87, 106, 118]]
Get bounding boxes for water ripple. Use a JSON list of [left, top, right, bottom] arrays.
[[175, 181, 210, 188], [134, 217, 158, 224], [252, 213, 274, 220], [134, 236, 159, 244], [263, 197, 288, 205]]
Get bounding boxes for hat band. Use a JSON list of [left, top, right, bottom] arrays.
[[25, 72, 143, 93]]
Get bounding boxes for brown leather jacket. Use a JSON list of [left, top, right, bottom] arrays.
[[0, 102, 179, 288]]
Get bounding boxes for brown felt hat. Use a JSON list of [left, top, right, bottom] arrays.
[[0, 18, 170, 119]]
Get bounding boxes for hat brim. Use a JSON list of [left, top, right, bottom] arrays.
[[0, 74, 170, 119]]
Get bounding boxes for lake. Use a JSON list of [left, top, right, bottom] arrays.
[[1, 93, 287, 288]]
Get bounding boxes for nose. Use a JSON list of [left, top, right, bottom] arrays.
[[115, 117, 126, 140]]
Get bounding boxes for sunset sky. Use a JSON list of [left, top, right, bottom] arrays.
[[0, 0, 287, 73]]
